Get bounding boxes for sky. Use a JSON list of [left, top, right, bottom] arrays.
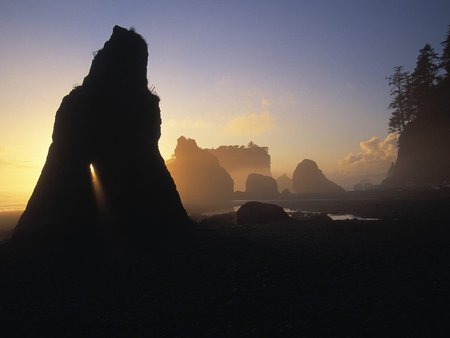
[[1, 0, 449, 208]]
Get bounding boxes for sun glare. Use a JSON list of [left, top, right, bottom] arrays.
[[89, 163, 108, 215], [89, 163, 96, 183]]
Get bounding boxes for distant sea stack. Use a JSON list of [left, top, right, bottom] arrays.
[[276, 174, 293, 193], [293, 159, 344, 194], [13, 26, 190, 243], [245, 173, 279, 199], [207, 141, 271, 191], [166, 137, 234, 211]]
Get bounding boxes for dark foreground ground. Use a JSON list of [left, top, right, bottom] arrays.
[[1, 193, 450, 337]]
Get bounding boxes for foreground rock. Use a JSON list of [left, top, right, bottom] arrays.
[[236, 201, 290, 224], [13, 26, 190, 245], [293, 159, 344, 194]]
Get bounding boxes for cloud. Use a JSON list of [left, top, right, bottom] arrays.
[[260, 98, 271, 109], [0, 146, 12, 168], [0, 146, 13, 154], [0, 145, 36, 169], [339, 133, 399, 178], [0, 159, 36, 169], [164, 117, 214, 130], [226, 112, 274, 136]]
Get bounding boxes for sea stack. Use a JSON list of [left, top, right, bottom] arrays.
[[382, 118, 450, 188], [207, 141, 271, 191], [13, 26, 190, 243], [245, 173, 279, 199], [166, 136, 234, 210], [276, 174, 293, 193], [293, 159, 344, 194]]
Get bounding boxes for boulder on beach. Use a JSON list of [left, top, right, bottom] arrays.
[[293, 159, 344, 194], [13, 26, 190, 244], [236, 201, 290, 224]]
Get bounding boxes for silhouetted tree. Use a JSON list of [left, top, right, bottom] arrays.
[[437, 26, 450, 117], [410, 43, 439, 119], [387, 65, 413, 133], [383, 26, 450, 188], [439, 25, 450, 79]]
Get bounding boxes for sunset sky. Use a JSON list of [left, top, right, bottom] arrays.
[[1, 0, 449, 208]]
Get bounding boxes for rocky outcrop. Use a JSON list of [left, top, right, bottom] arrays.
[[382, 117, 450, 188], [13, 26, 190, 244], [276, 174, 293, 193], [245, 173, 279, 199], [207, 142, 271, 191], [236, 201, 290, 225], [293, 159, 344, 194], [166, 137, 234, 209], [353, 181, 377, 191]]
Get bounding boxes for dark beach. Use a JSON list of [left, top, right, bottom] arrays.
[[1, 191, 450, 337]]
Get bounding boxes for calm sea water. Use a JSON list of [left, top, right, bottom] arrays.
[[207, 200, 380, 221], [0, 197, 382, 242]]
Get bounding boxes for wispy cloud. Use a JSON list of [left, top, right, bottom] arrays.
[[0, 159, 36, 169], [0, 145, 36, 169], [0, 146, 13, 153], [225, 111, 274, 136], [225, 98, 275, 135], [164, 117, 214, 130]]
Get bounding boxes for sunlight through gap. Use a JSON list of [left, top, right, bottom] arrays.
[[89, 163, 107, 214]]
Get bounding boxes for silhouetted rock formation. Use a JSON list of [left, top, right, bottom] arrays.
[[276, 174, 293, 193], [245, 173, 279, 199], [236, 201, 290, 225], [386, 162, 395, 179], [293, 159, 345, 194], [166, 137, 234, 211], [353, 181, 377, 191], [382, 27, 450, 189], [207, 141, 271, 191], [13, 26, 190, 244], [280, 188, 293, 199], [382, 117, 450, 188]]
